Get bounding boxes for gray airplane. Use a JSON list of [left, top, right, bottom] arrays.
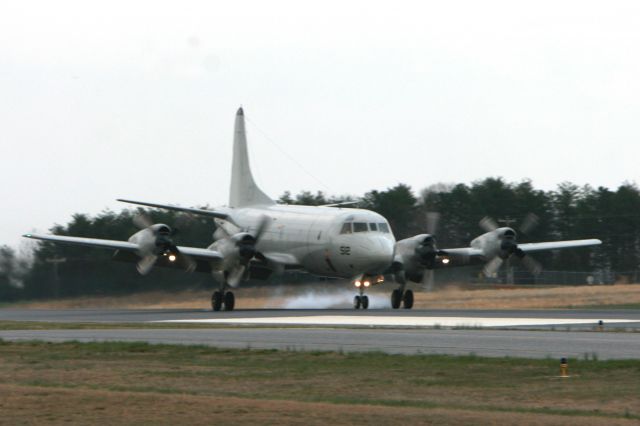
[[24, 108, 602, 311]]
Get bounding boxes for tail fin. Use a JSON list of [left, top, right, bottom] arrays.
[[229, 108, 275, 208]]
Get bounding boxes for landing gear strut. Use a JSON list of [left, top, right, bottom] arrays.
[[211, 288, 235, 311], [391, 288, 413, 309]]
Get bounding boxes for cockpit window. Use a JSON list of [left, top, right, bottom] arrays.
[[378, 223, 390, 233], [340, 222, 352, 234], [353, 222, 368, 232], [369, 223, 378, 231]]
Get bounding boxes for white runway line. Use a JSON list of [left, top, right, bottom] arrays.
[[153, 316, 640, 328]]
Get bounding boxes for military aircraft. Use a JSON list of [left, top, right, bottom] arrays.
[[24, 108, 602, 311], [24, 108, 398, 311]]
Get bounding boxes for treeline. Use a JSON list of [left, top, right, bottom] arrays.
[[1, 178, 639, 301]]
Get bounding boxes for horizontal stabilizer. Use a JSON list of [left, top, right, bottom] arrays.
[[319, 200, 361, 208], [117, 199, 236, 225]]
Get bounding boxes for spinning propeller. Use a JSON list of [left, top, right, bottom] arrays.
[[132, 213, 196, 275], [394, 212, 443, 291], [220, 215, 271, 287], [479, 213, 543, 277]]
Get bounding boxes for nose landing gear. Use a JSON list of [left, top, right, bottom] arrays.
[[353, 293, 369, 309], [353, 276, 381, 309], [354, 280, 369, 309]]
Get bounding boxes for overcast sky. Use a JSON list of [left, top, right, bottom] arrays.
[[2, 0, 640, 248]]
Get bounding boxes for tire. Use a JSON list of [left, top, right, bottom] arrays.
[[223, 291, 235, 311], [402, 289, 414, 309], [211, 291, 223, 311], [353, 295, 362, 309], [391, 289, 402, 309], [361, 295, 369, 309]]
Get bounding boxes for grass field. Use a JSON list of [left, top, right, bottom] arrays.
[[0, 340, 639, 425], [8, 283, 640, 310]]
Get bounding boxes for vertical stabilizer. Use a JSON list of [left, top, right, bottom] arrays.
[[229, 108, 275, 208]]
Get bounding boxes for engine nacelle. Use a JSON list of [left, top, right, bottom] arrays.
[[128, 223, 175, 256], [393, 234, 441, 283]]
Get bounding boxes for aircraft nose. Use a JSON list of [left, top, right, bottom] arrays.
[[362, 236, 395, 273]]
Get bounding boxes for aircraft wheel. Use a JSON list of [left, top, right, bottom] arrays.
[[223, 291, 235, 311], [402, 289, 414, 309], [361, 295, 369, 309], [353, 295, 362, 309], [391, 289, 402, 309], [211, 291, 223, 311]]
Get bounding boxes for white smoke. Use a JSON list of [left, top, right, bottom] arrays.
[[280, 288, 390, 309]]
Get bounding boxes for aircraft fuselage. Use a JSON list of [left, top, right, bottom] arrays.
[[224, 204, 396, 279]]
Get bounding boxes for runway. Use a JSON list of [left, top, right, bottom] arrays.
[[2, 327, 640, 359], [1, 307, 640, 329], [2, 308, 640, 359]]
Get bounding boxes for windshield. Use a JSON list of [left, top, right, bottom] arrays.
[[340, 220, 391, 234], [353, 222, 368, 232], [340, 222, 352, 234]]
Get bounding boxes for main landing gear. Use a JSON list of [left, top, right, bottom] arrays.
[[391, 288, 413, 309], [211, 289, 235, 311]]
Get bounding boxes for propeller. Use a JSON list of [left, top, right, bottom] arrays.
[[425, 211, 440, 235], [133, 213, 154, 230], [417, 211, 442, 270], [131, 214, 197, 275], [519, 213, 540, 235], [136, 254, 158, 275], [517, 250, 543, 275], [415, 235, 439, 268], [482, 256, 504, 277], [479, 214, 542, 277], [225, 215, 271, 287], [422, 269, 435, 292], [392, 212, 443, 289], [479, 216, 499, 233]]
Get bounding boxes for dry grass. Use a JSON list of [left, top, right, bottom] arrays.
[[1, 341, 639, 425], [414, 283, 640, 309], [10, 283, 640, 310], [4, 384, 637, 426]]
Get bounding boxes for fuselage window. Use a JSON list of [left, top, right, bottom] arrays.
[[369, 223, 378, 231], [340, 222, 352, 234], [378, 223, 390, 233], [353, 222, 368, 233]]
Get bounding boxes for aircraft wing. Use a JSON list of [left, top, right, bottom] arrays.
[[174, 246, 224, 263], [117, 199, 236, 225], [24, 233, 224, 264], [439, 247, 484, 257], [517, 239, 602, 253], [24, 233, 139, 251]]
